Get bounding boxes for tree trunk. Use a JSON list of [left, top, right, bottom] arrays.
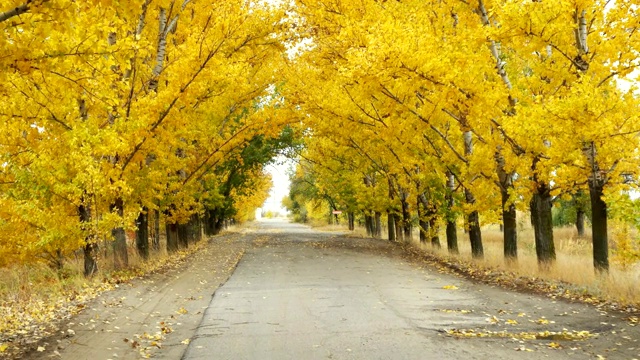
[[387, 212, 396, 242], [401, 194, 412, 242], [136, 207, 149, 260], [193, 214, 202, 242], [178, 222, 189, 249], [496, 149, 517, 262], [374, 211, 382, 238], [445, 172, 459, 254], [395, 216, 403, 242], [153, 209, 160, 250], [205, 208, 225, 236], [467, 210, 483, 258], [83, 243, 99, 277], [166, 222, 179, 253], [417, 195, 428, 244], [501, 188, 518, 261], [589, 182, 609, 272], [446, 220, 458, 254], [576, 208, 585, 237], [214, 217, 225, 235], [464, 189, 483, 258], [348, 212, 355, 231], [463, 130, 483, 258], [419, 218, 428, 244], [204, 209, 215, 236], [110, 198, 128, 269], [429, 217, 441, 248], [530, 181, 556, 268], [365, 215, 370, 235], [52, 249, 64, 271], [78, 203, 98, 277]]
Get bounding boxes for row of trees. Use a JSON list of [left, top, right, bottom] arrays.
[[282, 0, 640, 272], [0, 1, 296, 275], [3, 0, 640, 276]]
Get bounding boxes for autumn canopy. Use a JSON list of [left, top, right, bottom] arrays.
[[1, 0, 639, 274]]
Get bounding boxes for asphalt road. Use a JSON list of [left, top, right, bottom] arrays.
[[183, 219, 638, 360]]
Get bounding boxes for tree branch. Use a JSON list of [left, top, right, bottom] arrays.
[[0, 0, 39, 24]]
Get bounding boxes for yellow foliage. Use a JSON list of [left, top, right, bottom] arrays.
[[611, 220, 640, 270]]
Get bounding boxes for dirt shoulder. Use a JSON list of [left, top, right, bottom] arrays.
[[19, 232, 250, 360]]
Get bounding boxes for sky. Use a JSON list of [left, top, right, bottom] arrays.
[[261, 156, 295, 215]]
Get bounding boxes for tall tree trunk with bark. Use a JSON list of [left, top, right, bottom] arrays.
[[78, 203, 98, 277], [496, 151, 517, 261], [463, 130, 483, 258], [178, 222, 189, 249], [374, 211, 382, 238], [584, 142, 609, 272], [530, 157, 556, 268], [153, 209, 160, 250], [445, 172, 459, 254], [364, 214, 373, 236], [417, 195, 428, 244], [576, 208, 585, 237], [110, 198, 128, 269], [401, 196, 412, 242], [387, 177, 397, 242], [530, 190, 555, 267], [501, 190, 517, 262], [388, 212, 396, 242], [419, 193, 440, 248], [394, 214, 404, 242], [419, 218, 428, 244], [589, 182, 608, 272], [214, 216, 225, 235], [464, 186, 483, 258], [136, 207, 149, 260], [204, 209, 215, 236], [429, 217, 440, 248], [193, 214, 202, 242], [348, 212, 355, 231], [166, 222, 179, 253]]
